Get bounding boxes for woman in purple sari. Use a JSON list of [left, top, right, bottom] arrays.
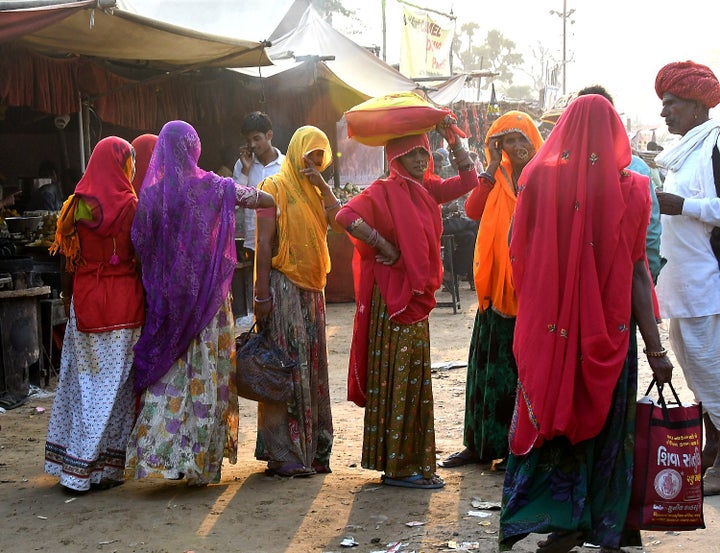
[[125, 120, 273, 486]]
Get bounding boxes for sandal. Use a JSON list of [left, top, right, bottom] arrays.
[[382, 473, 445, 489], [704, 467, 720, 495], [438, 449, 482, 468], [311, 461, 332, 474], [265, 463, 316, 478], [536, 531, 585, 553], [90, 479, 124, 491]]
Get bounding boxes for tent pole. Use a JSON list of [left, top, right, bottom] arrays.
[[381, 0, 387, 62], [78, 93, 86, 172]]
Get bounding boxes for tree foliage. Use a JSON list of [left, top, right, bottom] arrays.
[[454, 27, 524, 90], [311, 0, 353, 19]]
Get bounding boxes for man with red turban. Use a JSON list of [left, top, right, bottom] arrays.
[[654, 60, 720, 496]]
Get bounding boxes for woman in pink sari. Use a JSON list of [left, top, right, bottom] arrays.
[[499, 95, 673, 553], [336, 123, 480, 489]]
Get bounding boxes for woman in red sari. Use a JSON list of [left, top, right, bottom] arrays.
[[499, 95, 673, 552], [44, 137, 144, 492], [336, 122, 479, 489]]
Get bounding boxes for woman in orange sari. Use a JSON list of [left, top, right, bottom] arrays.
[[441, 111, 544, 468]]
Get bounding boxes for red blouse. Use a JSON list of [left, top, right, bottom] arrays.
[[72, 207, 144, 332]]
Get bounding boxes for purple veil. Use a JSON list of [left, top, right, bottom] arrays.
[[131, 120, 237, 392]]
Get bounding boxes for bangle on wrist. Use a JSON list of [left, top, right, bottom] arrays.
[[324, 200, 341, 211], [643, 347, 668, 358], [479, 171, 496, 185], [254, 295, 272, 304]]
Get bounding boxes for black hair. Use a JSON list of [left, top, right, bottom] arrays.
[[577, 85, 614, 106], [38, 160, 57, 178], [241, 111, 272, 135]]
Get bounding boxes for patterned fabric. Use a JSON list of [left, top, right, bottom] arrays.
[[255, 270, 333, 471], [509, 95, 649, 455], [337, 132, 478, 407], [463, 309, 517, 461], [500, 332, 641, 551], [132, 120, 251, 393], [361, 286, 436, 480], [258, 126, 333, 292], [44, 302, 140, 491], [125, 297, 238, 485]]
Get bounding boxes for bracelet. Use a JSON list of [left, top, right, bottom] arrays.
[[643, 347, 668, 358], [253, 295, 272, 303], [324, 200, 341, 211], [479, 171, 496, 185], [348, 217, 364, 232], [254, 187, 260, 207], [366, 229, 380, 247]]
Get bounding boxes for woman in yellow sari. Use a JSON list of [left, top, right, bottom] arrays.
[[441, 111, 544, 468], [254, 126, 344, 477]]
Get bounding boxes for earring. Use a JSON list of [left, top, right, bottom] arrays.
[[694, 113, 698, 120]]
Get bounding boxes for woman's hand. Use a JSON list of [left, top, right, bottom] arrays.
[[435, 115, 455, 142], [648, 355, 673, 385], [375, 237, 400, 265], [254, 296, 273, 323], [301, 154, 329, 191]]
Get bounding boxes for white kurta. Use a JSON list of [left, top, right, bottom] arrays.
[[656, 134, 720, 319]]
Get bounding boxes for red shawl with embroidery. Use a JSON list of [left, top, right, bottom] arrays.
[[509, 95, 651, 455]]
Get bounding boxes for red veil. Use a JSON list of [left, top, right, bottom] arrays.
[[508, 95, 651, 455]]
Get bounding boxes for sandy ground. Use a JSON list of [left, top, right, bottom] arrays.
[[1, 286, 718, 553]]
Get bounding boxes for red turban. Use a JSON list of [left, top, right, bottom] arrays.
[[655, 60, 720, 108]]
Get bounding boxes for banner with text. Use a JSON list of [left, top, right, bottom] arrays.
[[399, 6, 452, 79]]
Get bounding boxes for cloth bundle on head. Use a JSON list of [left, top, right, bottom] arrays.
[[655, 60, 720, 108]]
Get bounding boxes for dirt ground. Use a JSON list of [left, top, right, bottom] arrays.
[[1, 286, 718, 553]]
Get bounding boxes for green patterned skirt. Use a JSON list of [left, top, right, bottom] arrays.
[[361, 287, 437, 479], [463, 308, 517, 461]]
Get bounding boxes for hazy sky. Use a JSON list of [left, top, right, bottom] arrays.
[[121, 0, 720, 132], [336, 0, 720, 130]]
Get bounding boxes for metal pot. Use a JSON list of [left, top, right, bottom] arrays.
[[4, 216, 43, 234]]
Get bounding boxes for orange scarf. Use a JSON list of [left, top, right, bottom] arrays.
[[473, 111, 544, 316]]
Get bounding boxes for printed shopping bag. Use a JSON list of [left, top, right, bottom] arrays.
[[627, 380, 705, 530]]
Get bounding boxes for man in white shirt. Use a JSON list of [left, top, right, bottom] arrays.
[[233, 111, 285, 259], [654, 60, 720, 495]]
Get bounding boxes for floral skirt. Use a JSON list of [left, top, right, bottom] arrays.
[[125, 297, 238, 485], [499, 329, 641, 550], [254, 270, 333, 472], [463, 308, 517, 461]]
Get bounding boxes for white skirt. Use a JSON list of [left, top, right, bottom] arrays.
[[44, 302, 141, 491]]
